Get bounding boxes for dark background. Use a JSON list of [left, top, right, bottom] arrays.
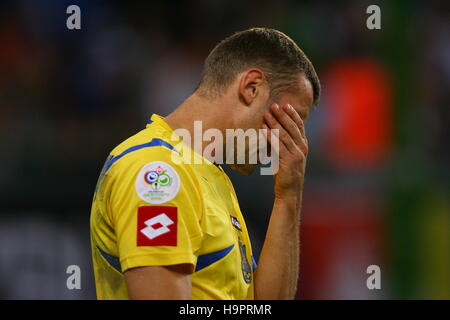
[[0, 0, 448, 299]]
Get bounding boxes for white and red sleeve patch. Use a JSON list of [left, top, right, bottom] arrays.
[[137, 206, 178, 246]]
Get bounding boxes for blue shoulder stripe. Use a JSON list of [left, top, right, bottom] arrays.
[[97, 247, 122, 273], [252, 256, 257, 271], [104, 138, 178, 173], [195, 245, 234, 272]]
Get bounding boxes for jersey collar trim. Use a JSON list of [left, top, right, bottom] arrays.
[[147, 114, 174, 133]]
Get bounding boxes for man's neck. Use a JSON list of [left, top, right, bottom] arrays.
[[164, 92, 231, 163]]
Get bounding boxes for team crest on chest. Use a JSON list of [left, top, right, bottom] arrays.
[[238, 239, 252, 284]]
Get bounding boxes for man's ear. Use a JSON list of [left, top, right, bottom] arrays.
[[238, 69, 265, 105]]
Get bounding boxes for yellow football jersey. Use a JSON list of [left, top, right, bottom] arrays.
[[90, 114, 256, 300]]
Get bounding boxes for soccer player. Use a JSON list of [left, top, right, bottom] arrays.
[[90, 28, 320, 299]]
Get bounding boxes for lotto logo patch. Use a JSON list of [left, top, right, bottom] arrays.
[[137, 206, 177, 246]]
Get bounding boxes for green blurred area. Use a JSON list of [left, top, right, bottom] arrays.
[[383, 0, 449, 299]]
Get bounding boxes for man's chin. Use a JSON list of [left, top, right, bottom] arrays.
[[227, 163, 256, 176]]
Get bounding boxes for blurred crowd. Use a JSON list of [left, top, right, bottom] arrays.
[[0, 0, 448, 299]]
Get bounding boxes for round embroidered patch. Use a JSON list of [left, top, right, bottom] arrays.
[[135, 161, 180, 204]]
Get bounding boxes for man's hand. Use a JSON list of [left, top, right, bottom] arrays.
[[263, 103, 308, 201]]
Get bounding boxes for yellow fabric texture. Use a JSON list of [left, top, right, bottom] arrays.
[[90, 114, 255, 300]]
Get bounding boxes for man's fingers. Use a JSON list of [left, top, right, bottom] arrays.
[[282, 104, 308, 156], [270, 104, 303, 144], [282, 104, 306, 139], [263, 111, 298, 154], [262, 123, 286, 157], [265, 103, 309, 157]]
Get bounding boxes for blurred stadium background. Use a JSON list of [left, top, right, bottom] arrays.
[[0, 0, 448, 299]]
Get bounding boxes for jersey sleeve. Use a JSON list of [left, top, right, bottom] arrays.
[[108, 146, 204, 273]]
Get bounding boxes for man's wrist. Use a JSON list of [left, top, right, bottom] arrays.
[[274, 187, 302, 202], [274, 190, 302, 213]]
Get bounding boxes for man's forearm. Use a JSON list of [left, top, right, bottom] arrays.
[[255, 102, 308, 299], [254, 193, 302, 300]]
